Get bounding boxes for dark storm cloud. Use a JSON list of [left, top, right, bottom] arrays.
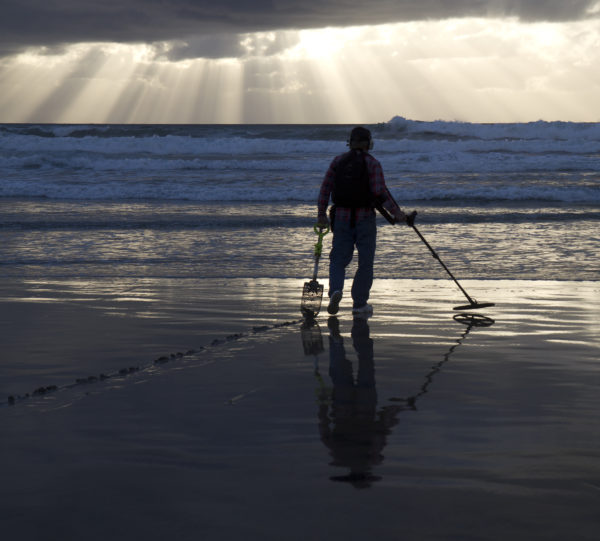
[[1, 0, 598, 59]]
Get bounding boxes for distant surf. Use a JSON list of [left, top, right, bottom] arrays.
[[1, 119, 599, 203]]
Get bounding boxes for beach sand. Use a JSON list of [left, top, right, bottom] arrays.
[[2, 278, 599, 540]]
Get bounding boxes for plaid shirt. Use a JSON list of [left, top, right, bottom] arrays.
[[318, 151, 400, 223]]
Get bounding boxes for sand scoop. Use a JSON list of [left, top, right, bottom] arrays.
[[301, 225, 329, 318]]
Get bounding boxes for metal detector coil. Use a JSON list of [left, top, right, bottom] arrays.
[[453, 313, 495, 327]]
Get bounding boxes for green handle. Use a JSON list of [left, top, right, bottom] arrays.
[[313, 224, 329, 258]]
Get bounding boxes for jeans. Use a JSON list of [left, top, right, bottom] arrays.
[[329, 214, 376, 308]]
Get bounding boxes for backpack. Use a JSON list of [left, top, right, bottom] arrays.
[[332, 150, 372, 208]]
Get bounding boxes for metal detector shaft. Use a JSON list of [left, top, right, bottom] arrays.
[[410, 221, 477, 306], [378, 196, 494, 310]]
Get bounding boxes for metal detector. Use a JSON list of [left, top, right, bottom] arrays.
[[376, 199, 495, 311], [407, 211, 495, 310]]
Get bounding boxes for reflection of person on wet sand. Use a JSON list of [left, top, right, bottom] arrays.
[[317, 317, 402, 489]]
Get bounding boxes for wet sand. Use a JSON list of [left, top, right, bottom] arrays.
[[1, 278, 599, 540]]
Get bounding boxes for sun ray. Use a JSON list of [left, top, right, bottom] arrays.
[[106, 61, 158, 123], [58, 45, 146, 122], [29, 47, 111, 122], [0, 56, 53, 121]]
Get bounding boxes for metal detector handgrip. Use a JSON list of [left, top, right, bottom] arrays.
[[375, 190, 415, 226]]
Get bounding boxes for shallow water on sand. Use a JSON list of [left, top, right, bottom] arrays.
[[1, 199, 599, 281], [2, 277, 598, 398], [2, 279, 599, 540]]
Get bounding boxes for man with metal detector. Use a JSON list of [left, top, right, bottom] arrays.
[[316, 127, 407, 316]]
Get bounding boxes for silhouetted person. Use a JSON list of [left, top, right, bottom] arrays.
[[316, 126, 407, 317]]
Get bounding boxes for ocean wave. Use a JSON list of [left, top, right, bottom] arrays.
[[1, 144, 598, 176], [4, 118, 600, 143], [1, 175, 598, 203], [382, 116, 600, 142], [1, 120, 599, 203]]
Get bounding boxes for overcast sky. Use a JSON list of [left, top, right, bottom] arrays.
[[1, 0, 599, 123]]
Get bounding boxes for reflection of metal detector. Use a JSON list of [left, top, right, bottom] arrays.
[[388, 313, 495, 408], [301, 315, 495, 489], [302, 314, 495, 409]]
